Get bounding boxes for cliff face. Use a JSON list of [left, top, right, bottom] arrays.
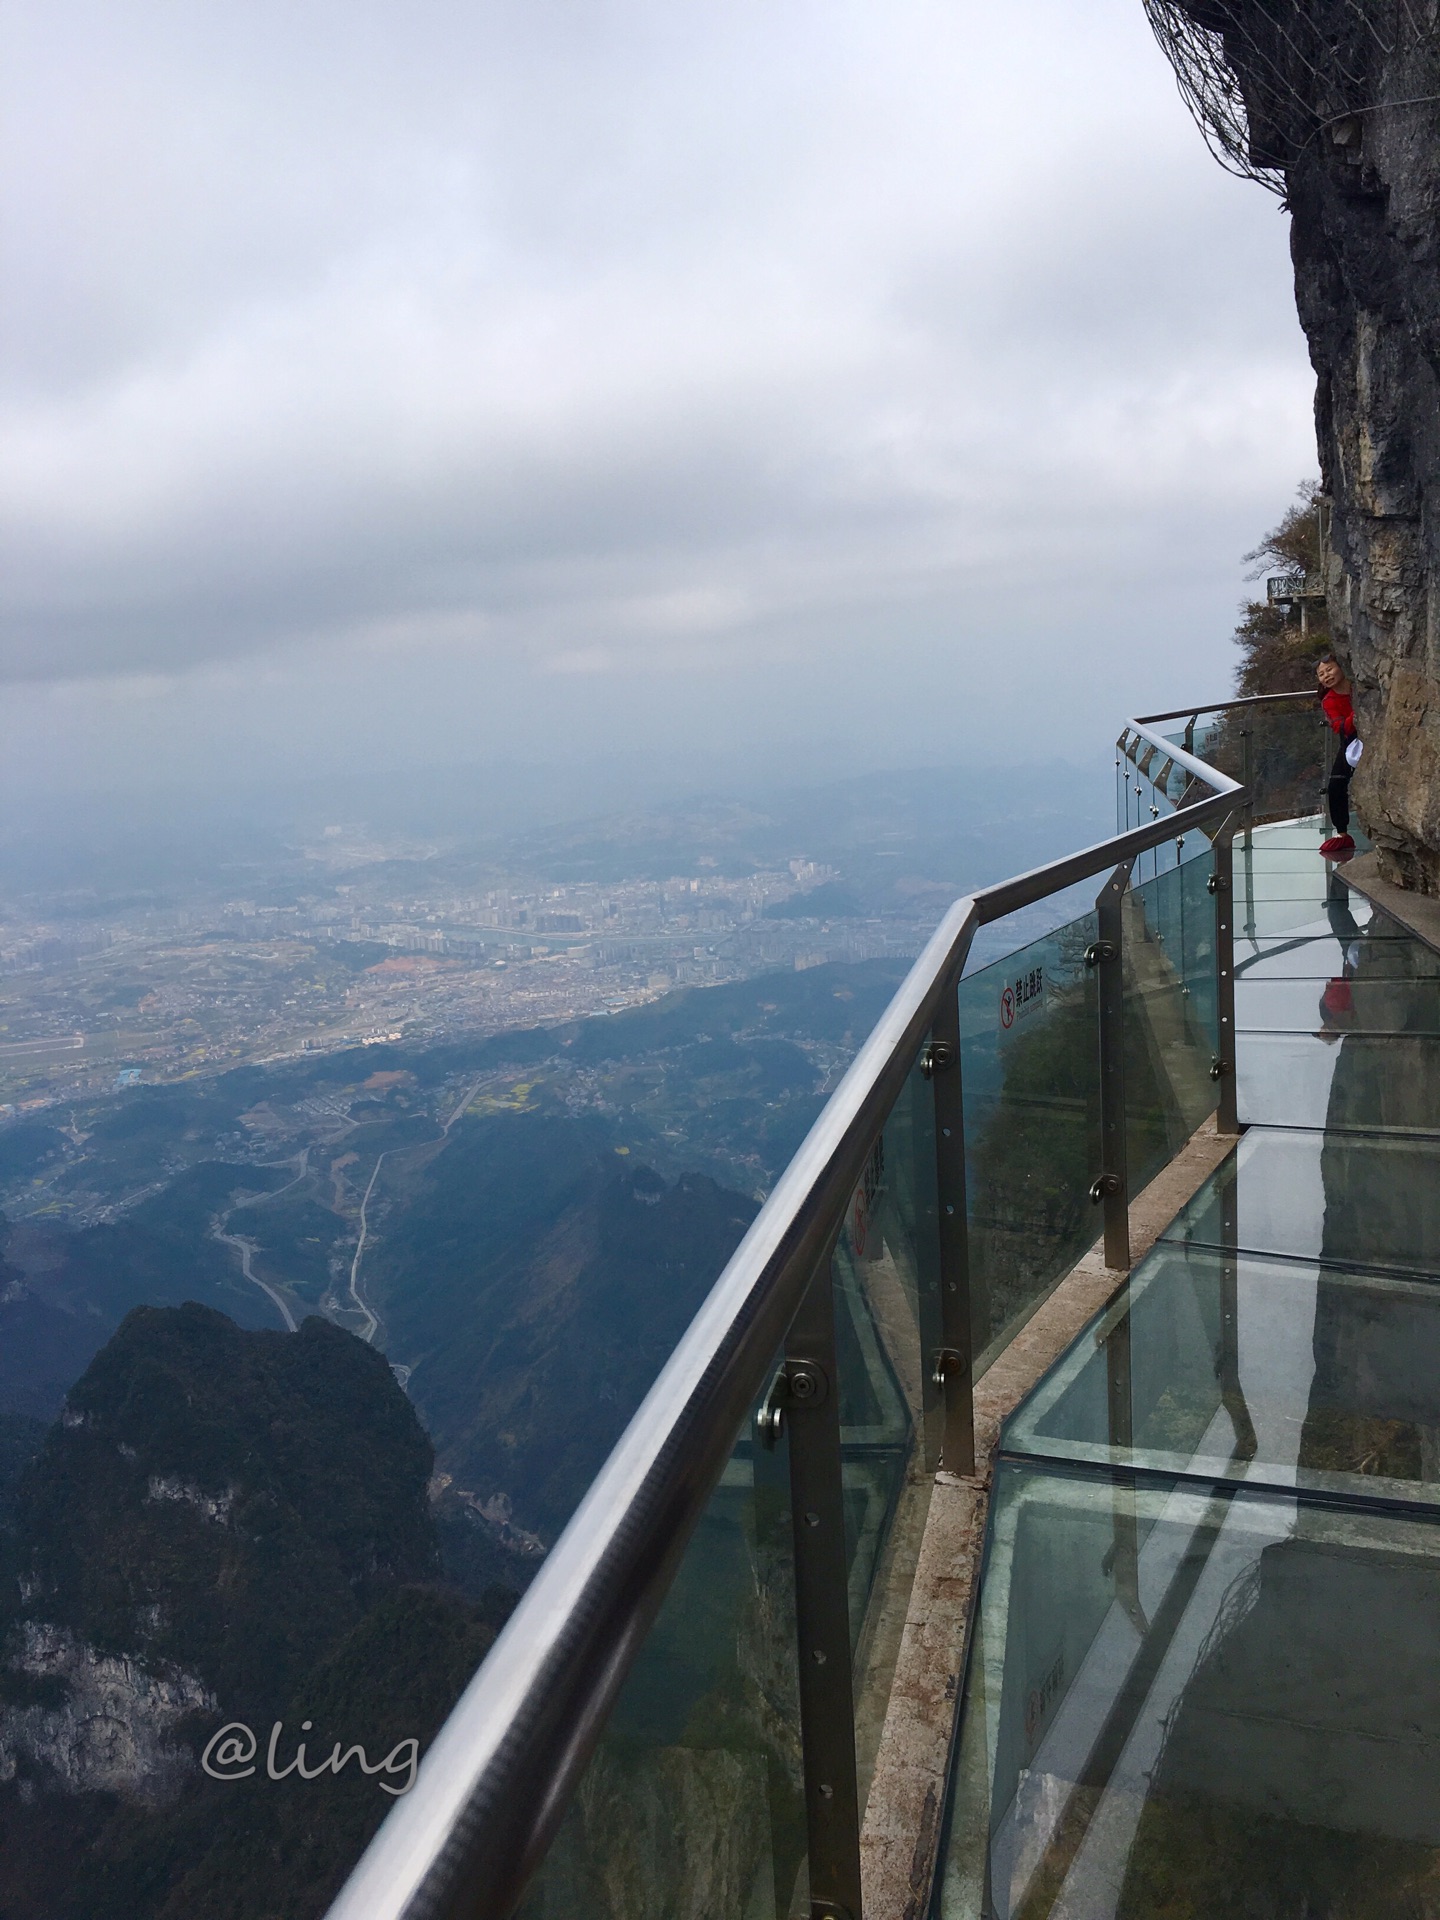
[[1160, 3, 1440, 888]]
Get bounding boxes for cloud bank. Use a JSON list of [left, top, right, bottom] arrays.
[[0, 0, 1314, 793]]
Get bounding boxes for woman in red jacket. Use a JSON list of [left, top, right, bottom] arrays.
[[1317, 655, 1357, 857]]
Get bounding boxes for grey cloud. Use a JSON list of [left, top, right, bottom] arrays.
[[0, 0, 1315, 788]]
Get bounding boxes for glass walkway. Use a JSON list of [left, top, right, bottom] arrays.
[[936, 818, 1440, 1918]]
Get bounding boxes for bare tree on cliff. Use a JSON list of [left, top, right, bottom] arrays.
[[1233, 483, 1331, 694]]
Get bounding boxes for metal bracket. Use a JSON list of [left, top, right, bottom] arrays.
[[919, 1039, 957, 1079], [931, 1346, 967, 1390], [1209, 1056, 1228, 1081], [1089, 1171, 1123, 1204], [811, 1905, 854, 1920], [1084, 940, 1118, 968], [756, 1359, 830, 1449]]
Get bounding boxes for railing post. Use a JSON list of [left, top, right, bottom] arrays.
[[783, 1257, 863, 1920], [1089, 860, 1134, 1272], [925, 983, 976, 1477], [1211, 814, 1240, 1136], [1240, 725, 1254, 848]]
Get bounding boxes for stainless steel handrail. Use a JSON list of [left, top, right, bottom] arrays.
[[326, 710, 1245, 1920], [1135, 690, 1320, 724]]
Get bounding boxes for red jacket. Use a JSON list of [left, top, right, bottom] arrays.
[[1321, 687, 1355, 741]]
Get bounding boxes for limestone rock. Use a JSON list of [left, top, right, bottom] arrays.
[[1161, 4, 1440, 889], [0, 1620, 212, 1806]]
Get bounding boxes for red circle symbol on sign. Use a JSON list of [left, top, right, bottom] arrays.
[[1000, 987, 1015, 1029]]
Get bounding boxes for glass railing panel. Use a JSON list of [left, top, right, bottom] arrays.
[[935, 1459, 1440, 1918], [1123, 851, 1220, 1197], [1116, 739, 1198, 853], [832, 1059, 938, 1814], [517, 1374, 806, 1920], [959, 916, 1102, 1372], [1193, 702, 1332, 823]]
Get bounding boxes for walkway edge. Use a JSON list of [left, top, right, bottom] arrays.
[[1341, 852, 1440, 958], [858, 1116, 1237, 1920]]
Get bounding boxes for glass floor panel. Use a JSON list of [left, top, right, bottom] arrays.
[[1236, 973, 1440, 1034], [1237, 819, 1333, 848], [1236, 932, 1440, 980], [1231, 897, 1388, 940], [1236, 1031, 1440, 1134], [1234, 846, 1354, 869], [1005, 1241, 1440, 1507], [936, 1462, 1440, 1920], [1236, 840, 1367, 871], [1232, 873, 1359, 901], [1158, 1127, 1440, 1278]]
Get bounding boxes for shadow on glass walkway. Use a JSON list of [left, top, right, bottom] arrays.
[[935, 819, 1440, 1919], [326, 693, 1439, 1920]]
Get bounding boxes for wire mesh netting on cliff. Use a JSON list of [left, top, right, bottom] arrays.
[[1143, 0, 1437, 193]]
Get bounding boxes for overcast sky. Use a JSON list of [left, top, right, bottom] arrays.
[[0, 0, 1315, 812]]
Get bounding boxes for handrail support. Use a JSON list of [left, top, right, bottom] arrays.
[[1212, 812, 1241, 1135], [927, 984, 976, 1476], [785, 1253, 863, 1920], [1091, 860, 1134, 1271]]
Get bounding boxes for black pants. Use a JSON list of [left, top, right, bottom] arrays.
[[1328, 740, 1352, 835]]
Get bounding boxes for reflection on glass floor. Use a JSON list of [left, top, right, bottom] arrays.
[[942, 1467, 1440, 1920], [935, 821, 1440, 1917], [1238, 933, 1440, 978], [1160, 1126, 1440, 1276], [1008, 1243, 1440, 1506]]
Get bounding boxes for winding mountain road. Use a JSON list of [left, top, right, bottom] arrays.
[[210, 1147, 311, 1334], [346, 1152, 387, 1344], [212, 1227, 299, 1332]]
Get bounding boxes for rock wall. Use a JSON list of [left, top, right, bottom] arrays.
[[1165, 3, 1440, 888], [0, 1621, 211, 1808]]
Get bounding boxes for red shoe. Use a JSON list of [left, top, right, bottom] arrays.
[[1319, 834, 1355, 857]]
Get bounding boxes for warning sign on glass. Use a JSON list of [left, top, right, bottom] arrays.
[[999, 962, 1045, 1035]]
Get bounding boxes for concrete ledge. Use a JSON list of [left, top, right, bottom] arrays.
[[857, 1116, 1237, 1920], [1342, 851, 1440, 959]]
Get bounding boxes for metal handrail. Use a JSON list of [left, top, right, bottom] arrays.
[[326, 709, 1246, 1920], [1135, 690, 1320, 724]]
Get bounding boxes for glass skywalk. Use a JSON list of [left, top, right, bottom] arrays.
[[937, 817, 1440, 1918]]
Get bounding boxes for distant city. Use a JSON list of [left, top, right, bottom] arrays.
[[0, 762, 1105, 1120], [0, 855, 917, 1111]]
